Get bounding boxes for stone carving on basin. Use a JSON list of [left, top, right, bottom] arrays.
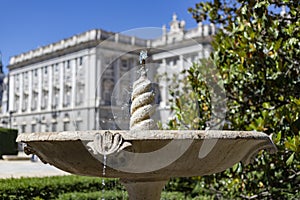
[[87, 131, 131, 155]]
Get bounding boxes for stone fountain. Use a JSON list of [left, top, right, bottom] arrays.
[[17, 51, 277, 200]]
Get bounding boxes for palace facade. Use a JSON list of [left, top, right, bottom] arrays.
[[0, 14, 215, 133]]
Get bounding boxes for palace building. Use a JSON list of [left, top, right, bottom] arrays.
[[0, 14, 215, 133]]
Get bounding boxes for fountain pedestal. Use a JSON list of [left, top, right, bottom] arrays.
[[121, 179, 168, 200]]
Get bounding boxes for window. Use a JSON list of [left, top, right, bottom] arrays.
[[52, 89, 59, 108], [79, 57, 83, 66], [104, 92, 111, 105], [44, 67, 48, 74], [63, 122, 70, 131], [34, 69, 38, 77], [121, 59, 128, 69], [21, 125, 26, 133], [31, 124, 36, 133], [22, 94, 28, 111], [23, 72, 29, 88], [75, 121, 81, 130], [103, 79, 114, 105], [64, 63, 71, 81], [63, 113, 70, 131], [76, 84, 84, 106], [24, 72, 28, 80], [76, 64, 84, 81], [66, 60, 70, 69], [15, 75, 20, 92], [64, 87, 71, 107], [14, 96, 20, 111], [52, 123, 57, 132], [15, 75, 19, 83], [32, 92, 38, 111], [55, 64, 59, 72], [41, 91, 48, 110]]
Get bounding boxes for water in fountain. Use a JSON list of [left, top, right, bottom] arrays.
[[101, 154, 107, 200], [102, 154, 107, 176]]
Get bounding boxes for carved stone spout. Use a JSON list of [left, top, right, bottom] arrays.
[[87, 131, 131, 155]]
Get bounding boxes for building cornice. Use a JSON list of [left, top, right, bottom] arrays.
[[8, 22, 215, 70], [8, 29, 149, 70]]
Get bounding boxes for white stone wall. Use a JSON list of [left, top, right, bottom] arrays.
[[5, 49, 93, 132]]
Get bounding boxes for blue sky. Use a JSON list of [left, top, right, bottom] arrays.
[[0, 0, 201, 72]]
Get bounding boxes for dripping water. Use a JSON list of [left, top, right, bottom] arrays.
[[101, 154, 107, 200], [103, 154, 107, 176]]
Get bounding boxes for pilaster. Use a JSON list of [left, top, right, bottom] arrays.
[[59, 62, 64, 109], [48, 65, 53, 110], [37, 68, 42, 112], [8, 74, 14, 112], [71, 59, 76, 108], [27, 70, 32, 113], [19, 73, 23, 113]]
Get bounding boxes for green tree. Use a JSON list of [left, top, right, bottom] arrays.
[[169, 0, 300, 198]]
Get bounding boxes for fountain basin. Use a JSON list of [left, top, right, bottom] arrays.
[[17, 130, 276, 179]]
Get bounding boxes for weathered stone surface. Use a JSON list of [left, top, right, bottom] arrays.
[[17, 130, 276, 179]]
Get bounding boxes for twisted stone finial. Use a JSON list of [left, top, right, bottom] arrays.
[[130, 51, 157, 130]]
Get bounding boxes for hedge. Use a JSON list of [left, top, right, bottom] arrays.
[[0, 176, 122, 199], [0, 175, 214, 199], [56, 190, 128, 200], [57, 191, 189, 200], [0, 127, 18, 158]]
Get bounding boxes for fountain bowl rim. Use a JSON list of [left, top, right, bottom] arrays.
[[17, 130, 274, 142]]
